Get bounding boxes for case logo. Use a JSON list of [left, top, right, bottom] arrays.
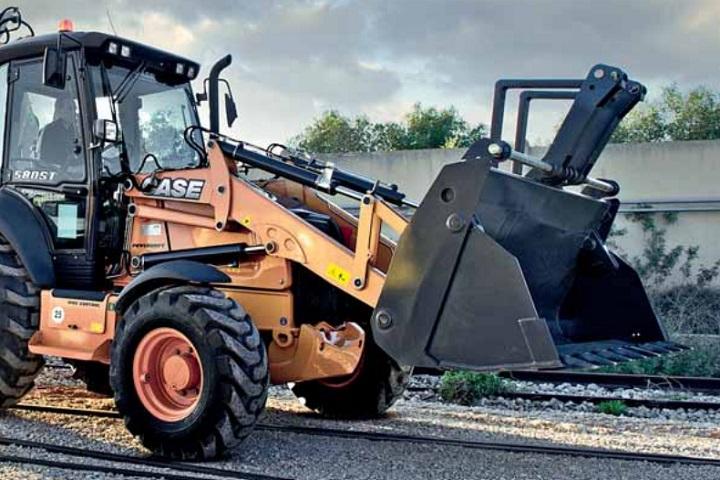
[[141, 177, 205, 200]]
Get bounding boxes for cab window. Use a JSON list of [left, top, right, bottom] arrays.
[[4, 57, 87, 250], [5, 58, 85, 185], [90, 64, 201, 175]]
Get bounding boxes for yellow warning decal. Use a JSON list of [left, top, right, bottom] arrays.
[[89, 322, 105, 334], [326, 263, 350, 285]]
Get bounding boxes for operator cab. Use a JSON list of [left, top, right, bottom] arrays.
[[0, 27, 203, 288]]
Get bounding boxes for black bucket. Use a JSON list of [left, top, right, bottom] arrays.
[[372, 154, 682, 371]]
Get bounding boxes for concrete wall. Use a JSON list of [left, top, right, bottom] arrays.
[[320, 140, 720, 285]]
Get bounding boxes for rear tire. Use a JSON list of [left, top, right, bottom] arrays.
[[110, 285, 268, 459], [291, 340, 410, 418], [0, 235, 43, 407]]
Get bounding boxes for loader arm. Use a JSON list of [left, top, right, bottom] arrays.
[[127, 141, 404, 309]]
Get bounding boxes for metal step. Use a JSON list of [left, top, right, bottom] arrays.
[[557, 340, 688, 369]]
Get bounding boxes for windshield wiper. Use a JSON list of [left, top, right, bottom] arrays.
[[113, 62, 146, 104]]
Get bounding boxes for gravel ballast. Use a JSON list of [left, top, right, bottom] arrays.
[[0, 366, 716, 479]]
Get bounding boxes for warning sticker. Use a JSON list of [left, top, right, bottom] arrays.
[[326, 263, 350, 285], [141, 223, 163, 236], [51, 306, 64, 324]]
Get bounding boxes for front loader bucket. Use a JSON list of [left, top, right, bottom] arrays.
[[372, 155, 681, 371], [372, 64, 686, 372]]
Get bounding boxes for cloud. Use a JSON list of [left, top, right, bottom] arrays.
[[11, 0, 720, 145]]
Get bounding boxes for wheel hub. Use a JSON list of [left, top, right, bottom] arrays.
[[132, 327, 203, 422], [163, 353, 200, 392]]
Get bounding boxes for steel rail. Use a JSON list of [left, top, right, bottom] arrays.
[[0, 433, 290, 480], [497, 370, 720, 393], [0, 453, 209, 480], [494, 391, 720, 410], [9, 404, 720, 467], [406, 385, 720, 410], [259, 424, 720, 467]]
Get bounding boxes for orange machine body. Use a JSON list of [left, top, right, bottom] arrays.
[[29, 142, 407, 384]]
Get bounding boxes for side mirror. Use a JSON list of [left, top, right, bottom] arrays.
[[43, 47, 67, 89], [93, 119, 121, 143], [0, 8, 21, 35], [225, 92, 238, 128]]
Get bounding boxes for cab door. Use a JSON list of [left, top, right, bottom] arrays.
[[2, 54, 98, 288]]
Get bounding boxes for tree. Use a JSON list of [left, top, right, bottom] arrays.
[[402, 104, 479, 150], [291, 103, 486, 153], [611, 85, 720, 144]]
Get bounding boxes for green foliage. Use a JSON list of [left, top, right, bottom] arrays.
[[611, 85, 720, 143], [291, 103, 486, 153], [599, 339, 720, 378], [439, 371, 511, 406], [602, 213, 720, 377], [596, 400, 628, 416], [141, 109, 196, 170], [611, 212, 720, 336], [619, 211, 720, 290], [624, 211, 688, 287]]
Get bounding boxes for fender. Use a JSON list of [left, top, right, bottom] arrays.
[[114, 259, 231, 312], [0, 188, 55, 287]]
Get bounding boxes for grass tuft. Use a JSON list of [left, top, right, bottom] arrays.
[[439, 371, 512, 406], [596, 400, 628, 416]]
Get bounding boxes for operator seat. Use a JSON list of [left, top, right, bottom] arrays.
[[37, 96, 78, 171]]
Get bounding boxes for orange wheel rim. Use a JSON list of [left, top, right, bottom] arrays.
[[132, 327, 203, 422]]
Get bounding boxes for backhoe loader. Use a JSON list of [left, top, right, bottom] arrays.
[[0, 7, 682, 459]]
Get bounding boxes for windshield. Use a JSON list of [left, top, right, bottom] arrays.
[[90, 64, 202, 175]]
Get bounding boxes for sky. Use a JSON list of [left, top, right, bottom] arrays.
[[13, 0, 720, 147]]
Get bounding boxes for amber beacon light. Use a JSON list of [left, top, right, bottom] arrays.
[[58, 18, 74, 32]]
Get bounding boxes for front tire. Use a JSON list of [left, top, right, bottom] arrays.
[[0, 235, 43, 407], [110, 286, 268, 459]]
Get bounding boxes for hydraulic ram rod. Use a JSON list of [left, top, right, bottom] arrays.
[[487, 142, 618, 195], [136, 243, 266, 269], [218, 139, 414, 206]]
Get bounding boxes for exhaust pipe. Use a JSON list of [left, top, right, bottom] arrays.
[[208, 54, 232, 135]]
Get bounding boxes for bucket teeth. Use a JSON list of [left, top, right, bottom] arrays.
[[595, 349, 632, 362], [657, 341, 687, 352], [624, 345, 662, 357], [611, 346, 645, 360], [556, 340, 687, 369], [638, 343, 674, 354], [577, 352, 616, 367], [560, 355, 596, 369]]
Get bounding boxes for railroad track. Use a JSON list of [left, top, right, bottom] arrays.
[[0, 434, 289, 480], [7, 403, 720, 468], [407, 385, 720, 410], [498, 370, 720, 393], [494, 391, 720, 410]]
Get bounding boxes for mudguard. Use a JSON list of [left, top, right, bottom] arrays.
[[114, 260, 231, 312], [0, 187, 55, 287]]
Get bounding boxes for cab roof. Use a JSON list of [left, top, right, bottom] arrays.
[[0, 31, 200, 81]]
